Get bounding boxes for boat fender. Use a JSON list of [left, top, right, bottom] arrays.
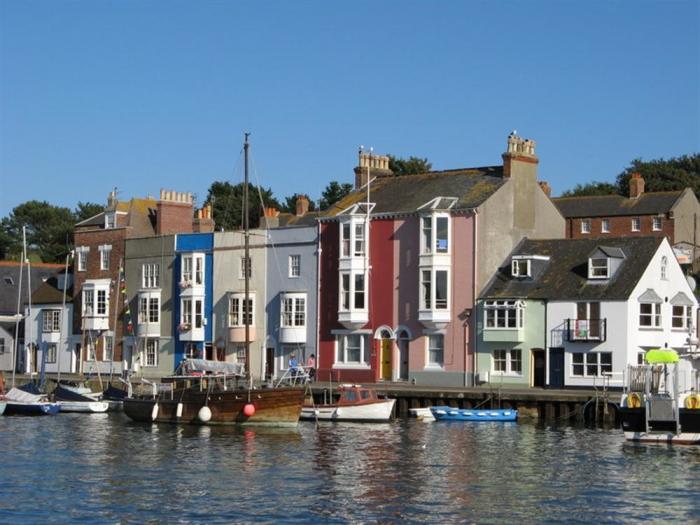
[[151, 403, 159, 421], [684, 394, 700, 410], [243, 403, 256, 417], [176, 403, 184, 418], [627, 393, 642, 409], [198, 406, 212, 423]]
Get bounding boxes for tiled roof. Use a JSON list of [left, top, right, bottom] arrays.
[[552, 192, 682, 218], [75, 198, 158, 236], [0, 262, 64, 313], [322, 166, 505, 218], [276, 211, 322, 228], [32, 276, 73, 305], [481, 236, 663, 301]]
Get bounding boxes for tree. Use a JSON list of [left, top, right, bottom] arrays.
[[74, 201, 104, 223], [1, 201, 74, 262], [280, 193, 317, 214], [387, 155, 432, 176], [204, 181, 281, 230], [560, 182, 620, 197], [615, 155, 700, 196], [319, 181, 353, 210]]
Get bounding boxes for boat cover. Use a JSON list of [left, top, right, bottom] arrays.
[[18, 383, 43, 395], [181, 359, 244, 376], [6, 387, 44, 403], [53, 384, 95, 402], [103, 384, 127, 400]]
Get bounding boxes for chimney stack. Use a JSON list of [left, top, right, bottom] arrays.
[[538, 181, 552, 197], [354, 150, 393, 189], [192, 204, 215, 233], [157, 188, 195, 235], [629, 173, 645, 199], [296, 195, 310, 217], [502, 132, 538, 178], [262, 207, 280, 229]]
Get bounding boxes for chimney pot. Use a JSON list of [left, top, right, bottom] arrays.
[[296, 196, 309, 217]]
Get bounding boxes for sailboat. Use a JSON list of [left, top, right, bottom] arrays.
[[123, 134, 306, 426]]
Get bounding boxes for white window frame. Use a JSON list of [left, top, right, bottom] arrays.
[[426, 333, 444, 368], [103, 335, 114, 361], [652, 217, 662, 231], [335, 333, 369, 366], [185, 343, 198, 359], [572, 352, 612, 377], [46, 343, 57, 364], [82, 285, 110, 318], [76, 247, 89, 272], [484, 300, 524, 329], [144, 339, 158, 367], [601, 219, 610, 233], [420, 268, 450, 311], [581, 219, 591, 234], [181, 298, 192, 329], [142, 263, 160, 288], [139, 295, 160, 324], [105, 213, 116, 229], [339, 271, 367, 312], [281, 294, 306, 328], [341, 223, 351, 257], [229, 293, 255, 327], [639, 302, 661, 328], [672, 305, 693, 330], [339, 218, 368, 259], [42, 310, 61, 332], [491, 348, 522, 375], [511, 259, 531, 278], [660, 256, 668, 281], [588, 257, 610, 279], [0, 338, 5, 354], [182, 253, 205, 285], [99, 244, 112, 271], [288, 254, 301, 278], [631, 217, 641, 232], [420, 213, 451, 254]]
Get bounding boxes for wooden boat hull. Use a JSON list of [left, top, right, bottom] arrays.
[[430, 406, 518, 422], [4, 401, 60, 416], [56, 401, 109, 413], [124, 386, 305, 426], [300, 398, 396, 422]]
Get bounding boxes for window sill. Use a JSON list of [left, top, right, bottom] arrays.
[[423, 365, 444, 371], [333, 364, 371, 370], [490, 372, 523, 377], [639, 327, 663, 331]]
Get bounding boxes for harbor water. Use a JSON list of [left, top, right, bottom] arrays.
[[1, 413, 699, 524]]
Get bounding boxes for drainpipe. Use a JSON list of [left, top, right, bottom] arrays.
[[471, 209, 479, 387], [315, 221, 322, 375]]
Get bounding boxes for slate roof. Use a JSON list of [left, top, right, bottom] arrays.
[[32, 275, 73, 305], [276, 211, 322, 228], [0, 262, 64, 313], [481, 236, 664, 301], [552, 192, 682, 218], [322, 166, 505, 218], [75, 198, 158, 237]]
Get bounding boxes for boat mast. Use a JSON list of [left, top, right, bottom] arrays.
[[244, 132, 251, 382], [56, 250, 73, 385], [10, 227, 26, 388], [25, 227, 33, 377]]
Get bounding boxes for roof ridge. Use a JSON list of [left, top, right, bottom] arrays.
[[0, 261, 63, 268]]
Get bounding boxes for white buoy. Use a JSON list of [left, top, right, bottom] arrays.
[[176, 403, 183, 418], [198, 406, 212, 423], [151, 403, 159, 421]]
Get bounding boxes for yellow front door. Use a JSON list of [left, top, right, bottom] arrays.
[[381, 339, 392, 380]]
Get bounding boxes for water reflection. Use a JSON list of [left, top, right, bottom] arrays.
[[0, 414, 699, 524]]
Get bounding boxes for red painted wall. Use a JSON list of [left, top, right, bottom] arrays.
[[368, 219, 396, 380]]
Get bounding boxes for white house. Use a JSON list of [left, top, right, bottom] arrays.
[[479, 236, 697, 389]]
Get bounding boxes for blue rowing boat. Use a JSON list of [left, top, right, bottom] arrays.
[[430, 406, 517, 422]]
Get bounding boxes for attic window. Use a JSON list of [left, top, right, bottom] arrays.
[[3, 276, 13, 285], [105, 213, 116, 229], [588, 257, 609, 279], [511, 259, 531, 278]]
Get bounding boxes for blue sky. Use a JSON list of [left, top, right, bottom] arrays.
[[1, 1, 698, 216]]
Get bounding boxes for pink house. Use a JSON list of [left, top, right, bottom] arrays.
[[316, 133, 564, 387]]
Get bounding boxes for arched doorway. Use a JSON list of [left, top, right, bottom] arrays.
[[375, 327, 395, 381], [396, 328, 411, 381]]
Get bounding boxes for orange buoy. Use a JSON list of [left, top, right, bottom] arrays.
[[243, 403, 256, 417], [627, 393, 642, 409]]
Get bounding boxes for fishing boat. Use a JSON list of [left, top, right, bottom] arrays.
[[619, 348, 700, 445], [430, 406, 518, 422], [123, 134, 305, 426], [300, 384, 395, 422]]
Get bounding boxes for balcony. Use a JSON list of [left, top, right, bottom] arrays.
[[483, 327, 525, 343], [566, 319, 607, 342], [279, 326, 306, 344]]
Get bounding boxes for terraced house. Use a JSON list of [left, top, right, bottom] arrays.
[[316, 133, 565, 387], [477, 236, 697, 389]]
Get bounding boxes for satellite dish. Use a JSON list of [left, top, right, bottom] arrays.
[[687, 275, 696, 291]]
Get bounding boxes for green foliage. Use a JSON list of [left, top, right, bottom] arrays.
[[204, 181, 281, 230], [387, 155, 432, 176], [74, 201, 104, 223], [319, 181, 353, 210], [560, 182, 619, 197], [1, 201, 74, 262], [615, 155, 700, 196], [280, 194, 317, 214]]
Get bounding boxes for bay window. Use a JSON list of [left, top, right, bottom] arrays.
[[420, 269, 449, 311], [42, 310, 61, 332], [139, 296, 160, 324], [484, 300, 524, 329], [339, 272, 366, 312], [282, 296, 306, 327], [229, 294, 254, 327], [492, 349, 522, 375], [421, 214, 450, 254]]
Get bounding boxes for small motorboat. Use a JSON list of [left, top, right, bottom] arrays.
[[300, 384, 396, 422], [430, 406, 518, 422], [4, 387, 60, 416], [53, 384, 109, 413], [409, 407, 435, 421]]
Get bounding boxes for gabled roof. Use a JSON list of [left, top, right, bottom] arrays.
[[552, 191, 683, 218], [481, 236, 664, 301], [0, 261, 64, 314], [75, 198, 158, 237], [32, 275, 73, 305], [322, 166, 506, 218]]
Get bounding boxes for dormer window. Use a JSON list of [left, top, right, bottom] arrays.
[[105, 213, 116, 229], [339, 218, 367, 259], [589, 257, 609, 279], [511, 259, 531, 278], [421, 214, 450, 254], [354, 223, 365, 256]]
